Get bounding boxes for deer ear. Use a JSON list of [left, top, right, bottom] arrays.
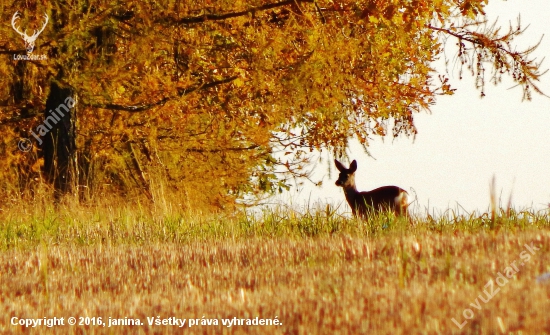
[[349, 160, 357, 173], [334, 159, 345, 172]]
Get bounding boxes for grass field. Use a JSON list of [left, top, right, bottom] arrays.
[[0, 201, 549, 334]]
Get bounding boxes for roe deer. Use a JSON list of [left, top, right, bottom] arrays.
[[334, 159, 408, 218]]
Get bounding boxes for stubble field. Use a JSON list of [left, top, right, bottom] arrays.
[[0, 204, 549, 334]]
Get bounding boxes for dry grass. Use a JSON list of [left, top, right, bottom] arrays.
[[0, 232, 549, 334], [0, 200, 549, 334]]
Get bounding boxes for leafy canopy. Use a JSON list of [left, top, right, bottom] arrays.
[[0, 0, 544, 208]]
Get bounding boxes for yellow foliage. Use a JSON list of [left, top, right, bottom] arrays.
[[0, 0, 544, 209]]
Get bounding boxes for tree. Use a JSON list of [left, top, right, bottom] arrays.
[[0, 0, 545, 209]]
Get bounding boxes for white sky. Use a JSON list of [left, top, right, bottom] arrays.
[[283, 0, 550, 215]]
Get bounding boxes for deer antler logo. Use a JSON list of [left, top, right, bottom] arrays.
[[11, 11, 49, 53]]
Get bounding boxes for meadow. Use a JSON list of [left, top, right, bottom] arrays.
[[0, 198, 549, 335]]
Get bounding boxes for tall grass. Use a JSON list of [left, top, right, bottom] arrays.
[[0, 192, 548, 249], [1, 191, 550, 334]]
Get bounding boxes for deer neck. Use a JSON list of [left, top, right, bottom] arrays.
[[342, 183, 359, 204]]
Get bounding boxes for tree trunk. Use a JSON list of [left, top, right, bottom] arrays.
[[42, 82, 76, 199]]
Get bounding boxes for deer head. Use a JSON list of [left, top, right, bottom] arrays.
[[12, 12, 49, 53], [335, 159, 358, 189]]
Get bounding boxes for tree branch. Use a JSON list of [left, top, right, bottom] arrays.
[[84, 76, 238, 112], [185, 145, 260, 153], [427, 22, 547, 98], [162, 0, 313, 25], [427, 25, 497, 50]]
